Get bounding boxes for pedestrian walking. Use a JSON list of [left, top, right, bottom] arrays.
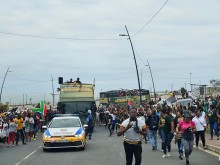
[[15, 114, 26, 145], [7, 117, 17, 147], [192, 110, 207, 149], [160, 109, 174, 158], [146, 108, 159, 150], [117, 108, 147, 165], [178, 111, 196, 165], [207, 105, 219, 140], [86, 110, 95, 140], [107, 111, 113, 136], [175, 110, 184, 160], [25, 113, 34, 142]]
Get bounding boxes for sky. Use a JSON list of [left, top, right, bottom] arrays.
[[0, 0, 220, 105]]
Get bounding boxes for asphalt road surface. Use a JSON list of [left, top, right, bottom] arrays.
[[0, 126, 219, 165]]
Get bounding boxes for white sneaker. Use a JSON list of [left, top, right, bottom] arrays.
[[162, 154, 166, 158], [167, 152, 171, 157]]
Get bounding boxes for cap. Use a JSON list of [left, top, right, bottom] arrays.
[[87, 110, 92, 114]]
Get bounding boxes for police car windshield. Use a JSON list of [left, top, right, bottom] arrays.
[[50, 118, 81, 128]]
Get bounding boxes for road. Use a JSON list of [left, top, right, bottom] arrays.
[[0, 126, 219, 165]]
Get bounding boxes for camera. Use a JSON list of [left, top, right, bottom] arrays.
[[133, 125, 139, 132]]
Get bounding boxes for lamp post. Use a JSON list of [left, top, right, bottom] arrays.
[[119, 25, 142, 106], [146, 60, 156, 101], [189, 73, 192, 92], [0, 67, 11, 103]]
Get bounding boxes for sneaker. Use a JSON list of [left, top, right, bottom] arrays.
[[162, 154, 166, 158], [167, 152, 171, 157], [203, 146, 207, 150], [23, 143, 26, 145], [33, 138, 36, 141], [186, 160, 189, 165], [179, 155, 183, 160], [217, 137, 219, 140], [6, 145, 9, 148], [161, 149, 164, 152], [152, 147, 155, 151]]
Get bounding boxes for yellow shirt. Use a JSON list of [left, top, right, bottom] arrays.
[[15, 118, 24, 130]]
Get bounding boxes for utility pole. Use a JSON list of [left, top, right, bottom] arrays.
[[146, 60, 156, 101], [26, 94, 27, 105], [51, 75, 55, 107], [0, 67, 11, 103], [119, 25, 142, 106], [23, 94, 24, 107], [189, 73, 192, 92], [141, 70, 142, 90]]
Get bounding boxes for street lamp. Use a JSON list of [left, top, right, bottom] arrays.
[[0, 67, 11, 103], [189, 73, 192, 92], [145, 60, 156, 101], [119, 25, 142, 106]]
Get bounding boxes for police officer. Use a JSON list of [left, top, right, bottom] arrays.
[[86, 110, 95, 140]]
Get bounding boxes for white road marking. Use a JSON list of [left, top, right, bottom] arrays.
[[15, 145, 42, 165]]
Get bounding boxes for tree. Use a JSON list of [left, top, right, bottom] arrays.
[[0, 103, 9, 113], [210, 79, 220, 88]]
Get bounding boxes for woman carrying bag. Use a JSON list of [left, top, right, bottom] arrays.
[[178, 111, 196, 165]]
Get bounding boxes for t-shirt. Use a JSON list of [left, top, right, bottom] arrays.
[[14, 118, 24, 130], [178, 121, 195, 134], [208, 109, 218, 124], [9, 122, 17, 133], [120, 118, 146, 144], [3, 123, 9, 137], [160, 115, 172, 132]]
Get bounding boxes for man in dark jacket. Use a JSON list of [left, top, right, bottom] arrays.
[[86, 110, 95, 140], [147, 108, 159, 150]]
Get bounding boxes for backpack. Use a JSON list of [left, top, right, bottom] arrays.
[[150, 115, 158, 130]]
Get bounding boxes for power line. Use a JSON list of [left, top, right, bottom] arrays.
[[8, 74, 50, 82], [4, 80, 51, 88], [132, 0, 169, 37], [0, 31, 123, 41]]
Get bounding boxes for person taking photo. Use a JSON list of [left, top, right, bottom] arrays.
[[117, 108, 147, 165]]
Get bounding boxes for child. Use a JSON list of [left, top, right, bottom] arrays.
[[8, 117, 17, 147]]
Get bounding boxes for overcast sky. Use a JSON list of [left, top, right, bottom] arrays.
[[0, 0, 219, 105]]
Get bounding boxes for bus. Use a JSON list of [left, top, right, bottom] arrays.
[[99, 89, 150, 106], [57, 77, 96, 123]]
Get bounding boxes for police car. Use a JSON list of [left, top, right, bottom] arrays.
[[42, 115, 86, 151]]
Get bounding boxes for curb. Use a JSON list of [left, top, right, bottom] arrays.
[[198, 142, 220, 154]]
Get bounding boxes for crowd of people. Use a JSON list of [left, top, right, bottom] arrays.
[[0, 109, 43, 147], [94, 96, 220, 165], [1, 95, 220, 165]]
